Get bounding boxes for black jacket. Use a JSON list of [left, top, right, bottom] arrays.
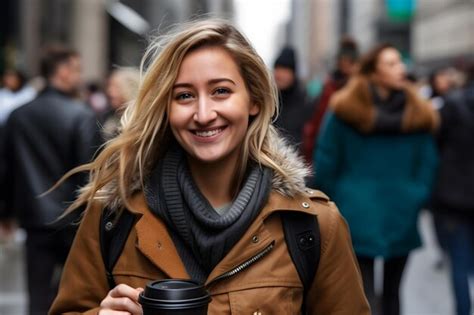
[[274, 81, 311, 149], [0, 87, 101, 228], [431, 83, 474, 216]]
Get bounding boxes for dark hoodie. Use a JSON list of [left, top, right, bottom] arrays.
[[431, 81, 474, 217], [273, 47, 310, 149]]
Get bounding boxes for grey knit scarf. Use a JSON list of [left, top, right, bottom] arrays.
[[144, 146, 272, 283]]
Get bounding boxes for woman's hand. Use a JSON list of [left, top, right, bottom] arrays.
[[99, 284, 144, 315]]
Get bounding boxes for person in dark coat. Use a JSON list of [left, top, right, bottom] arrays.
[[273, 46, 310, 150], [0, 69, 37, 215], [313, 43, 439, 315], [431, 64, 474, 315], [0, 45, 101, 315]]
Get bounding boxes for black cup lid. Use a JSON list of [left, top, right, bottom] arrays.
[[143, 279, 209, 301]]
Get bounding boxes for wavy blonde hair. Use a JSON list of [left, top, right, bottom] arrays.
[[60, 19, 295, 216]]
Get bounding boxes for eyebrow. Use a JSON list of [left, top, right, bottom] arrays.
[[173, 78, 236, 89]]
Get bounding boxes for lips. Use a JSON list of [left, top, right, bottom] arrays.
[[192, 127, 226, 138]]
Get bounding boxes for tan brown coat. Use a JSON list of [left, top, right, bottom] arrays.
[[49, 189, 369, 314]]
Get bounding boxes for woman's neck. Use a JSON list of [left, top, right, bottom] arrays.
[[187, 154, 239, 208]]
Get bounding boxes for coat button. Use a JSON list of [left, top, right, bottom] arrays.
[[252, 235, 259, 243], [302, 202, 310, 208]]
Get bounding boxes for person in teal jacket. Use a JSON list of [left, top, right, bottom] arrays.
[[313, 43, 439, 315]]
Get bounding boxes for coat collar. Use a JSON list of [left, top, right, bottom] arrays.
[[329, 75, 439, 133], [125, 188, 327, 281]]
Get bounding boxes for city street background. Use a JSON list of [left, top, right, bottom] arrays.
[[1, 0, 474, 314]]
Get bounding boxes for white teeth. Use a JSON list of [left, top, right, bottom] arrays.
[[195, 128, 222, 137]]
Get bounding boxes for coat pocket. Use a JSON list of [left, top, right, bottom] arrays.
[[228, 285, 302, 315]]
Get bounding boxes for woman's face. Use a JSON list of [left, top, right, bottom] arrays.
[[169, 46, 259, 167], [372, 47, 406, 90]]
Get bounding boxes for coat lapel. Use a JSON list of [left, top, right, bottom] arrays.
[[129, 194, 189, 279]]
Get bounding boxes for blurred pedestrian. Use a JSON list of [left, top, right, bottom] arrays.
[[49, 20, 369, 314], [421, 67, 455, 269], [313, 43, 439, 315], [420, 67, 453, 110], [0, 69, 37, 124], [85, 82, 108, 115], [0, 69, 38, 219], [273, 46, 311, 151], [430, 63, 474, 315], [302, 36, 359, 164], [100, 68, 140, 141], [0, 45, 101, 315]]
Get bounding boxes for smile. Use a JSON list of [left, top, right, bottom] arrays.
[[193, 127, 225, 138]]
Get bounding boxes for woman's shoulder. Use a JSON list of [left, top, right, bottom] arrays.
[[303, 188, 370, 313], [303, 188, 349, 254]]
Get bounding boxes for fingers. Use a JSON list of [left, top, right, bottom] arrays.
[[109, 284, 142, 301], [100, 297, 142, 314], [99, 284, 144, 315]]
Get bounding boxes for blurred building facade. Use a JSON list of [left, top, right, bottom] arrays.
[[286, 0, 416, 81], [285, 0, 473, 80], [2, 0, 474, 86], [412, 0, 474, 73], [1, 0, 233, 82]]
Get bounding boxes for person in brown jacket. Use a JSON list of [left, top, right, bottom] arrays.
[[49, 20, 370, 315]]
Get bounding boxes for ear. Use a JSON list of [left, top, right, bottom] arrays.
[[249, 103, 260, 116]]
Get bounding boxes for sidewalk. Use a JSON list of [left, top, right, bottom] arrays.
[[402, 210, 454, 315], [0, 230, 27, 315]]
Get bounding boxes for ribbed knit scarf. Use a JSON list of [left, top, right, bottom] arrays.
[[144, 147, 272, 283]]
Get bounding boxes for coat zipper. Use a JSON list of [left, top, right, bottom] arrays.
[[208, 241, 275, 286]]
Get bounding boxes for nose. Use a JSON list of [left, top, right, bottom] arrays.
[[193, 96, 217, 125]]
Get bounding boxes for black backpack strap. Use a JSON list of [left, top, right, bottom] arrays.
[[99, 209, 136, 289], [281, 211, 320, 315]]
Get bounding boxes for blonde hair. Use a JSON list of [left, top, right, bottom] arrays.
[[60, 19, 294, 216]]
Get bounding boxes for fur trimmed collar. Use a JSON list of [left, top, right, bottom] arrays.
[[96, 135, 310, 210], [329, 76, 439, 133]]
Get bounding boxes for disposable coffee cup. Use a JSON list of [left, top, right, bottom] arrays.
[[139, 279, 211, 315]]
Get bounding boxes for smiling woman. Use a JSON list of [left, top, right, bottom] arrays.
[[49, 19, 370, 315], [169, 46, 260, 206]]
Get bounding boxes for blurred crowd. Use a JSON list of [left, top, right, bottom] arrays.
[[0, 45, 141, 315], [275, 38, 474, 315], [0, 35, 473, 315]]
